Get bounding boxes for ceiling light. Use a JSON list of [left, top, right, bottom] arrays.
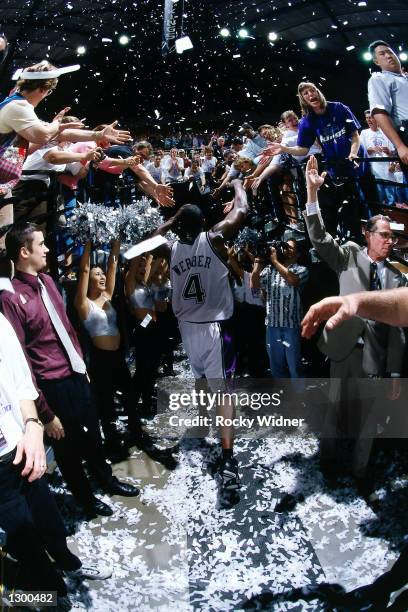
[[119, 35, 129, 45], [268, 32, 278, 42], [307, 40, 317, 50], [399, 52, 408, 61], [220, 28, 230, 38], [238, 29, 248, 39], [363, 51, 372, 61], [77, 45, 86, 55]]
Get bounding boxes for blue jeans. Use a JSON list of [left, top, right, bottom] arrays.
[[266, 326, 302, 378]]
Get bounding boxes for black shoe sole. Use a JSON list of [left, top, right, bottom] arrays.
[[84, 506, 114, 518], [107, 488, 140, 498]]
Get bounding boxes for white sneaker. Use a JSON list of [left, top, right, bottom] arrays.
[[64, 564, 112, 580]]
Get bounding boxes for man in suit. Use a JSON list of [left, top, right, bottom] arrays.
[[303, 156, 406, 477]]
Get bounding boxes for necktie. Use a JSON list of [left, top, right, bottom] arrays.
[[38, 279, 86, 374], [370, 262, 381, 291]]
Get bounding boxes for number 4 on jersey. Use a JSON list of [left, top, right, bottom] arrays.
[[182, 273, 206, 304]]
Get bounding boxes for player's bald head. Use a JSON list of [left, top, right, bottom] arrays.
[[174, 204, 204, 240]]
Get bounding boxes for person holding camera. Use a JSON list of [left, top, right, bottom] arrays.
[[251, 239, 308, 378]]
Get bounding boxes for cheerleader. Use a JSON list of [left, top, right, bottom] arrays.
[[74, 240, 139, 459]]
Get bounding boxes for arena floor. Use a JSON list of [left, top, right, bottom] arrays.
[[56, 417, 408, 611]]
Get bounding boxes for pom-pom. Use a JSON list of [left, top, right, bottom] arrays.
[[119, 197, 176, 246], [64, 202, 120, 247], [64, 198, 176, 249]]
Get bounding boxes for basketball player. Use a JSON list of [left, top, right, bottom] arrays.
[[152, 179, 248, 506]]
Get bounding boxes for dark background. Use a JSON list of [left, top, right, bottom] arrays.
[[0, 0, 407, 135]]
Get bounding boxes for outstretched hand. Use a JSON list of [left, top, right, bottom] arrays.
[[301, 295, 357, 339], [53, 107, 71, 122], [305, 155, 327, 193], [251, 177, 262, 194], [101, 121, 132, 144], [223, 200, 234, 214], [263, 142, 282, 156], [155, 184, 175, 207]]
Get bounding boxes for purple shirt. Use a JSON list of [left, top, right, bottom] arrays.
[[0, 270, 84, 424]]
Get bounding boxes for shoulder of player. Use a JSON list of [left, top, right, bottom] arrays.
[[206, 231, 228, 262], [207, 229, 222, 244]]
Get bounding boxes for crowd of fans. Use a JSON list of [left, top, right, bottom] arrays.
[[0, 38, 408, 607]]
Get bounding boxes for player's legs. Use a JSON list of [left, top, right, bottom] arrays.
[[204, 322, 240, 505], [178, 320, 240, 505]]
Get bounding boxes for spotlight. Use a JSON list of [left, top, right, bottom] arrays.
[[399, 52, 408, 61], [77, 45, 86, 55], [238, 28, 248, 39], [175, 35, 193, 54], [119, 35, 129, 45], [268, 32, 278, 42], [220, 28, 230, 38], [363, 51, 372, 61], [307, 40, 317, 50]]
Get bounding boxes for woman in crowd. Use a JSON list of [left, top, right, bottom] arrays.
[[250, 111, 320, 223], [201, 146, 218, 189], [161, 148, 184, 183], [74, 240, 139, 460], [125, 253, 161, 420]]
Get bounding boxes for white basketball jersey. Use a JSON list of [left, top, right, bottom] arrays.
[[170, 232, 234, 322]]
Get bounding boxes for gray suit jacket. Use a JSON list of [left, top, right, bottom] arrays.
[[305, 211, 406, 373]]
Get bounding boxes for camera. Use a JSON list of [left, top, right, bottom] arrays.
[[254, 239, 289, 261], [97, 148, 107, 161]]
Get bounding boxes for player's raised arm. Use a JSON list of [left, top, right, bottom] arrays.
[[210, 179, 249, 241]]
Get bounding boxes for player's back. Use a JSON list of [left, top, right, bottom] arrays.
[[170, 231, 233, 322]]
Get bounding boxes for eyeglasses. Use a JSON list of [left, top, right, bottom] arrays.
[[370, 231, 398, 243]]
